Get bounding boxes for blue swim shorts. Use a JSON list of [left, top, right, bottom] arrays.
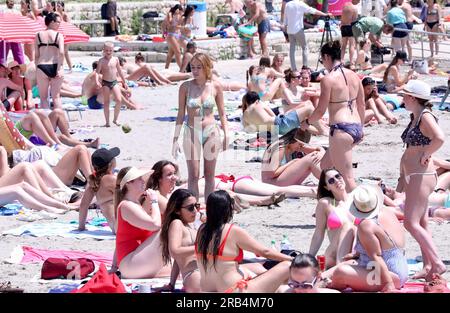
[[274, 110, 300, 135]]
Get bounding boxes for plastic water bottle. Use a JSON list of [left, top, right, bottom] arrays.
[[280, 235, 293, 251], [270, 240, 277, 251]]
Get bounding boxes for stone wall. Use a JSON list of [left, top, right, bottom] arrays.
[[64, 0, 284, 35]]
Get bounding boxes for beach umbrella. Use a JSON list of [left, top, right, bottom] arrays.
[[37, 16, 90, 44], [0, 12, 44, 43]]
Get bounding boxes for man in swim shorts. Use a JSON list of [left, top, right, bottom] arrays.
[[245, 0, 270, 56], [340, 0, 359, 66]]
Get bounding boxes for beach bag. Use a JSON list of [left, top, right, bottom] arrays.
[[73, 263, 126, 293], [412, 59, 428, 74], [41, 258, 95, 280], [237, 25, 257, 41], [0, 105, 27, 155]]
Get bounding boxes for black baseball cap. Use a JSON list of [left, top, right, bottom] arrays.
[[362, 77, 375, 86], [92, 147, 120, 168]]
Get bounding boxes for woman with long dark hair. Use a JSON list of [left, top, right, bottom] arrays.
[[382, 50, 415, 93], [309, 168, 357, 268], [164, 4, 184, 69], [302, 41, 365, 192], [160, 189, 201, 292], [145, 160, 179, 211], [195, 190, 292, 292]]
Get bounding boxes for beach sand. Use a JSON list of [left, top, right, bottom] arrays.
[[1, 53, 450, 292]]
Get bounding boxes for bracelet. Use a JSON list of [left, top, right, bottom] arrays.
[[151, 199, 158, 204]]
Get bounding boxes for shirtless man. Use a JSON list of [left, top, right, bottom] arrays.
[[399, 0, 422, 60], [95, 42, 128, 127], [82, 61, 104, 110], [340, 0, 359, 66], [0, 63, 23, 111], [244, 0, 270, 57]]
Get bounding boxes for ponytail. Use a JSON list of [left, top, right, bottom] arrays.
[[113, 167, 132, 220]]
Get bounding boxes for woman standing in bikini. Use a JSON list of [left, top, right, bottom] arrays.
[[160, 189, 201, 292], [262, 128, 324, 187], [172, 53, 228, 200], [309, 168, 357, 268], [397, 80, 446, 281], [34, 12, 64, 109], [179, 5, 196, 50], [424, 0, 442, 57], [164, 4, 184, 70], [302, 41, 365, 192], [195, 190, 293, 292]]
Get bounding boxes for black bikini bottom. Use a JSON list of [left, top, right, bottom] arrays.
[[37, 64, 58, 78]]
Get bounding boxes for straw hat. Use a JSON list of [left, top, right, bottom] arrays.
[[119, 167, 153, 190], [349, 184, 384, 220], [401, 80, 432, 101], [7, 61, 27, 74]]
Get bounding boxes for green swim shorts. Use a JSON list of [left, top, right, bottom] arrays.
[[15, 121, 33, 139]]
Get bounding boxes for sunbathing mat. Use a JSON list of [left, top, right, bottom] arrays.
[[48, 278, 184, 293], [4, 245, 113, 267], [2, 222, 115, 240]]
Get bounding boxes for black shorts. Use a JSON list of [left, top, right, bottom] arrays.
[[392, 23, 408, 38], [341, 25, 353, 37], [406, 21, 414, 30]]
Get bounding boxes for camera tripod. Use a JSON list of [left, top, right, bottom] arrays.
[[316, 17, 333, 70]]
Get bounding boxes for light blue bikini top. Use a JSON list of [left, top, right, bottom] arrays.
[[186, 80, 216, 117]]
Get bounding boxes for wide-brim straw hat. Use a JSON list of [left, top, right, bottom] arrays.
[[349, 184, 384, 220], [400, 80, 432, 101], [7, 61, 27, 74]]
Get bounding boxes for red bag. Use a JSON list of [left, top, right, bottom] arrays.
[[41, 258, 95, 280], [73, 263, 126, 293]]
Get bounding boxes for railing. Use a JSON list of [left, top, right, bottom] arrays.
[[392, 27, 450, 59]]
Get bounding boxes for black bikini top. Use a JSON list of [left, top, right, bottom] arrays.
[[328, 63, 357, 114], [37, 32, 60, 49]]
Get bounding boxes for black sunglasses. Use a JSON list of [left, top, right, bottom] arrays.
[[181, 203, 200, 212], [288, 277, 318, 289], [327, 173, 342, 185]]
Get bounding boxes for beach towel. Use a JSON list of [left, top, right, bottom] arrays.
[[2, 222, 115, 240], [4, 245, 113, 267], [0, 203, 23, 216]]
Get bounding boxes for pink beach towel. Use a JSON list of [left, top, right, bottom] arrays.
[[17, 246, 113, 267]]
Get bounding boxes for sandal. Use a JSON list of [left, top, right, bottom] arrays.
[[271, 193, 286, 207], [0, 281, 24, 293], [424, 274, 450, 293]]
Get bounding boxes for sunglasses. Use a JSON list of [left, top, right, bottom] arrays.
[[288, 276, 318, 289], [327, 173, 342, 185], [181, 203, 201, 212]]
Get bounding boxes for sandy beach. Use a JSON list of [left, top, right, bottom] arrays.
[[1, 51, 450, 293]]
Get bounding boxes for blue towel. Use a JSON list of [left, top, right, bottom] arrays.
[[0, 203, 23, 216]]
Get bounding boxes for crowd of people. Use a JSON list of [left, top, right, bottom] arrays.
[[1, 0, 450, 294]]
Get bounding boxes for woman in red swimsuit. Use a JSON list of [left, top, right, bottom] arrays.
[[195, 190, 293, 292], [114, 166, 170, 279]]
